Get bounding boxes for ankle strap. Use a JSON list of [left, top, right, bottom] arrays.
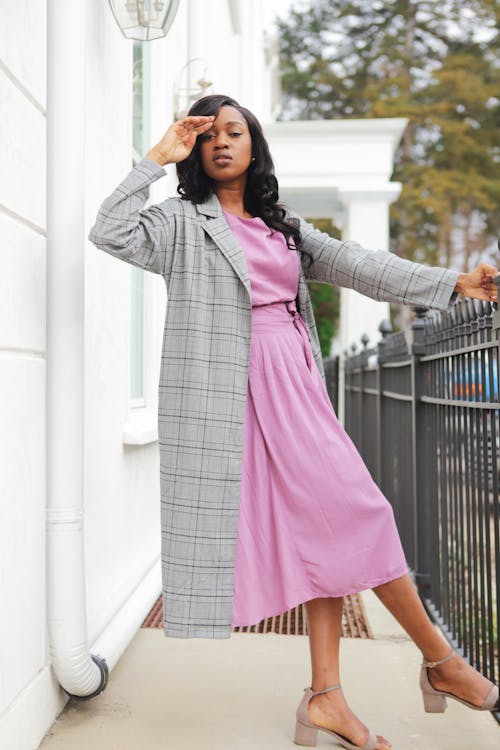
[[308, 683, 341, 695], [422, 648, 455, 669]]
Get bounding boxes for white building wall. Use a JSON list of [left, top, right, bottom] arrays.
[[1, 1, 274, 749], [0, 1, 51, 748]]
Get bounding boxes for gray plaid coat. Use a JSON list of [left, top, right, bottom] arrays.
[[88, 155, 460, 639]]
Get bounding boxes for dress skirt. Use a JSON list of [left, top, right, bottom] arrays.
[[222, 211, 409, 628]]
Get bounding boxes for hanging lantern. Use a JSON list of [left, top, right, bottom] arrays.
[[108, 0, 181, 41]]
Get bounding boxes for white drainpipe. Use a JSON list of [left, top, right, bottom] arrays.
[[46, 0, 107, 699]]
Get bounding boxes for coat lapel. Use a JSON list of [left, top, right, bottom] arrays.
[[196, 195, 252, 303]]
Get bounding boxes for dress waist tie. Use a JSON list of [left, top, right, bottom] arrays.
[[285, 299, 313, 372]]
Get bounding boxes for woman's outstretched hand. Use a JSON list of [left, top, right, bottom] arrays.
[[455, 263, 499, 304], [146, 115, 215, 166]]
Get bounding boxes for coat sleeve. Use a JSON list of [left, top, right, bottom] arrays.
[[287, 210, 461, 311], [88, 156, 176, 277]]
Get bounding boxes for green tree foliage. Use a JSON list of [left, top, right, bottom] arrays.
[[306, 218, 341, 357], [277, 0, 500, 271]]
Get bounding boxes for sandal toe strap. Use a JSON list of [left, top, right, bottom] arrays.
[[483, 683, 499, 710], [364, 730, 380, 750]]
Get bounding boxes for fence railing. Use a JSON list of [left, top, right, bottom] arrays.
[[323, 354, 339, 415], [340, 296, 500, 721]]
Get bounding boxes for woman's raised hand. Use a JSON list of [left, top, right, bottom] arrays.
[[146, 116, 215, 166]]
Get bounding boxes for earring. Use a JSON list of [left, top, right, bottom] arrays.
[[251, 156, 256, 162]]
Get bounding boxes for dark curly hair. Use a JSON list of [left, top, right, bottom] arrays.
[[176, 94, 301, 252]]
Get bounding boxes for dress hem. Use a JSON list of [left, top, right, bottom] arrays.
[[231, 564, 409, 628]]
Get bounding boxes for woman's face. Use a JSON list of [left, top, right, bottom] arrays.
[[198, 105, 253, 184]]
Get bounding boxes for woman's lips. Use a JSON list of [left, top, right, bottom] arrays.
[[213, 155, 232, 165]]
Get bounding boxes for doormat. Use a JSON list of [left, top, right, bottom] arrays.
[[141, 593, 373, 638]]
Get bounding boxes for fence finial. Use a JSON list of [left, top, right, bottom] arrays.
[[412, 306, 429, 318], [378, 319, 392, 339]]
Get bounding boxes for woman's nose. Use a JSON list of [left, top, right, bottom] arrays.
[[213, 133, 229, 148]]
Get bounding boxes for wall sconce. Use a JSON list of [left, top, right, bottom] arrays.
[[174, 58, 213, 119], [108, 0, 180, 41]]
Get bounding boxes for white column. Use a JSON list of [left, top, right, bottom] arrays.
[[336, 185, 401, 423], [187, 0, 204, 69]]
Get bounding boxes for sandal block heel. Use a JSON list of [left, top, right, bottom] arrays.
[[294, 684, 379, 750], [422, 691, 447, 713], [294, 719, 318, 746]]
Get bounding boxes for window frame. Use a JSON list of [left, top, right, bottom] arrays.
[[123, 40, 159, 446]]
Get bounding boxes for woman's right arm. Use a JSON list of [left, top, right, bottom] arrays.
[[88, 156, 175, 275], [88, 115, 215, 276]]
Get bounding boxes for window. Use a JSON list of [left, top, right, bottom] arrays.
[[132, 40, 150, 165], [124, 40, 157, 444], [130, 40, 150, 406]]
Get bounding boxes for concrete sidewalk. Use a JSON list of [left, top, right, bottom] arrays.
[[39, 591, 499, 749]]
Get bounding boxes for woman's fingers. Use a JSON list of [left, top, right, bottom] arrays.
[[179, 115, 215, 130], [480, 263, 499, 275], [174, 116, 215, 142], [479, 266, 499, 300], [182, 115, 215, 123], [481, 285, 498, 302], [481, 269, 500, 288], [471, 286, 496, 302], [478, 264, 499, 283], [193, 119, 216, 133]]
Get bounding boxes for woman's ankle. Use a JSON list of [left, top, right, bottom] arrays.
[[421, 645, 455, 664], [310, 679, 341, 693]]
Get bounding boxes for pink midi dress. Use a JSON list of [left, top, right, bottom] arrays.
[[223, 211, 409, 628]]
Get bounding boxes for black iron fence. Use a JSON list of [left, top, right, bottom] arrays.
[[323, 354, 339, 415], [340, 295, 500, 721]]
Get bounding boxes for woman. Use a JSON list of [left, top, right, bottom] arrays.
[[88, 94, 499, 750]]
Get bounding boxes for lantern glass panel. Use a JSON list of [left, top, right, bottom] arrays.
[[108, 0, 180, 41]]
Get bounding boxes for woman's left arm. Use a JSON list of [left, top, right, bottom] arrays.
[[289, 212, 498, 309]]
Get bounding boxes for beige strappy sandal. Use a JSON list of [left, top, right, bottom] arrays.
[[420, 648, 500, 713], [294, 683, 380, 749]]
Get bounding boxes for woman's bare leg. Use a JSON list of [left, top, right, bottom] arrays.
[[372, 573, 495, 706], [305, 596, 391, 749]]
